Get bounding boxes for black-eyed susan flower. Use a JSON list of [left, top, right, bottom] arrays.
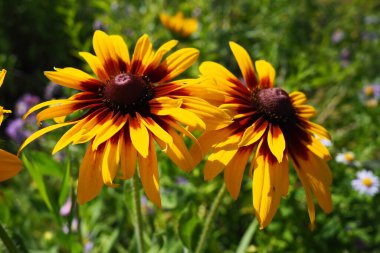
[[19, 31, 230, 206], [0, 69, 22, 181], [160, 12, 198, 38], [192, 42, 333, 229]]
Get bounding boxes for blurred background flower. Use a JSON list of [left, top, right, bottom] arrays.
[[351, 170, 379, 196]]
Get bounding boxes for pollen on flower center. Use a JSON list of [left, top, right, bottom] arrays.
[[362, 178, 373, 187], [101, 73, 154, 114], [253, 88, 296, 123]]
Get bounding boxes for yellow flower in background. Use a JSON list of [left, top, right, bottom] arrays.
[[192, 42, 333, 229], [19, 31, 230, 206], [160, 12, 198, 38], [0, 69, 22, 181]]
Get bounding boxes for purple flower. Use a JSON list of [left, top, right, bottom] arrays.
[[93, 20, 107, 31], [176, 176, 188, 185], [331, 29, 345, 44], [5, 118, 31, 144], [44, 81, 64, 99], [84, 240, 94, 253], [59, 197, 72, 216], [15, 94, 40, 117]]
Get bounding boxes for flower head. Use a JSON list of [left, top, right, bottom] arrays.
[[361, 83, 380, 107], [192, 42, 333, 228], [19, 31, 230, 206], [352, 170, 379, 196], [160, 12, 198, 38], [336, 151, 358, 166], [0, 69, 22, 181]]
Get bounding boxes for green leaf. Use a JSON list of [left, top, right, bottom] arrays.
[[21, 154, 61, 225], [58, 151, 71, 206], [236, 219, 258, 253], [177, 203, 202, 251], [26, 150, 64, 177]]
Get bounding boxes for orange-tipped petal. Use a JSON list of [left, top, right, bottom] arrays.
[[255, 60, 275, 89], [138, 136, 161, 207], [229, 42, 257, 90], [0, 150, 22, 181]]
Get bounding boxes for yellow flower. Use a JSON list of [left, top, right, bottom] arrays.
[[192, 42, 333, 229], [19, 31, 230, 206], [0, 69, 22, 181], [160, 12, 198, 38]]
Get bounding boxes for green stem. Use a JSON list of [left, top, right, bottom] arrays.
[[195, 184, 227, 253], [0, 222, 19, 253], [132, 175, 144, 253]]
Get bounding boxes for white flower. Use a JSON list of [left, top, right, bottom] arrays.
[[336, 151, 358, 165], [351, 170, 379, 196]]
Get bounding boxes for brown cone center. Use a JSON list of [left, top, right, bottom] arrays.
[[253, 88, 296, 123], [101, 73, 153, 114]]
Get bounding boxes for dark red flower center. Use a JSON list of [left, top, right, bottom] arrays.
[[253, 88, 296, 123], [101, 73, 154, 114]]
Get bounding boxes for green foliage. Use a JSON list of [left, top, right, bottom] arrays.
[[1, 0, 380, 252]]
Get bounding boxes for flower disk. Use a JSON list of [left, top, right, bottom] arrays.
[[101, 73, 153, 114], [253, 87, 296, 123]]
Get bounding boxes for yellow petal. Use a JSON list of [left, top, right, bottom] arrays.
[[138, 136, 161, 207], [252, 143, 289, 229], [289, 91, 307, 105], [203, 134, 240, 181], [153, 48, 199, 83], [120, 130, 137, 180], [36, 100, 98, 125], [109, 35, 130, 72], [267, 124, 286, 163], [296, 105, 317, 118], [130, 34, 153, 75], [199, 61, 241, 87], [180, 96, 232, 130], [92, 113, 128, 150], [190, 127, 234, 167], [72, 108, 110, 144], [166, 108, 205, 130], [0, 69, 6, 87], [45, 68, 102, 92], [154, 128, 194, 173], [229, 42, 257, 90], [101, 139, 119, 187], [255, 60, 275, 89], [23, 99, 71, 120], [293, 152, 333, 218], [0, 149, 22, 181], [138, 113, 173, 146], [79, 52, 109, 81], [239, 119, 268, 147], [129, 116, 149, 158], [144, 40, 178, 73], [303, 136, 331, 161], [224, 147, 251, 199], [77, 146, 103, 204], [93, 30, 119, 76], [304, 120, 331, 140], [18, 121, 77, 154]]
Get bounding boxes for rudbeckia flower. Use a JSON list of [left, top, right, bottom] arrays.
[[160, 12, 198, 38], [192, 42, 333, 229], [19, 31, 230, 206], [0, 69, 22, 181]]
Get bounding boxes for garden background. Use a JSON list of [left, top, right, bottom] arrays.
[[1, 0, 380, 252]]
